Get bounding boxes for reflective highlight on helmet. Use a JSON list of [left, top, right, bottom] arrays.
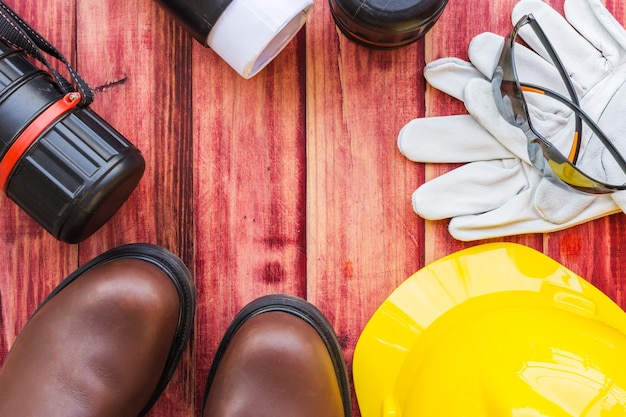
[[353, 243, 626, 417]]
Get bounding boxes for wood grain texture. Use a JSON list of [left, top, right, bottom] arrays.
[[74, 2, 197, 415], [0, 0, 626, 417], [305, 0, 426, 393], [0, 0, 79, 367], [191, 22, 308, 413]]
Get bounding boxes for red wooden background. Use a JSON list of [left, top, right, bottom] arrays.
[[0, 0, 625, 416]]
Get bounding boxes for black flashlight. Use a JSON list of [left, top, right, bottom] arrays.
[[0, 15, 145, 243]]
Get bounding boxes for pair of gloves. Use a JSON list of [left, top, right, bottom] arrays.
[[399, 0, 626, 241]]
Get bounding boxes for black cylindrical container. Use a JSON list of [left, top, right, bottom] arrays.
[[0, 40, 145, 243], [154, 0, 313, 78], [329, 0, 449, 49], [155, 0, 232, 43]]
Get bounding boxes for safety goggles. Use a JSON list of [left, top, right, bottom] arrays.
[[492, 14, 626, 194]]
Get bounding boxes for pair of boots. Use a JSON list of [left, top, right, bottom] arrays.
[[0, 244, 351, 417]]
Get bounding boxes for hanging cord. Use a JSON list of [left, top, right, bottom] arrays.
[[0, 1, 93, 106]]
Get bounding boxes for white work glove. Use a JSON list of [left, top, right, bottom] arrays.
[[512, 0, 626, 206], [398, 0, 624, 241]]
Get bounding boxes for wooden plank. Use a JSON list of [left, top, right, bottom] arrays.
[[74, 1, 196, 415], [305, 0, 426, 402], [423, 0, 545, 265], [191, 24, 308, 411], [0, 0, 79, 365], [75, 0, 194, 258]]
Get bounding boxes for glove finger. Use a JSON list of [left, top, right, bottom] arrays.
[[512, 0, 609, 90], [564, 0, 626, 66], [464, 77, 579, 166], [427, 33, 574, 104], [463, 78, 531, 163], [423, 58, 486, 101], [412, 159, 530, 220], [533, 179, 597, 224], [469, 32, 579, 98], [448, 190, 620, 241], [582, 81, 626, 184], [466, 32, 504, 79], [398, 114, 514, 163]]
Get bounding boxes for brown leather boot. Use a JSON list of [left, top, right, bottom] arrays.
[[202, 294, 351, 417], [0, 243, 196, 417]]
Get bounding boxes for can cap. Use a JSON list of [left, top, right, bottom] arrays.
[[206, 0, 313, 78], [329, 0, 449, 49]]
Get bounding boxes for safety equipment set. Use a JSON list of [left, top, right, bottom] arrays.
[[2, 0, 626, 416]]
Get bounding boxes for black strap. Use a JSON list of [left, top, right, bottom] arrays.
[[0, 1, 93, 106]]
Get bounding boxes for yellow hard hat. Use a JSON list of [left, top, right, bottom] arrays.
[[353, 243, 626, 417]]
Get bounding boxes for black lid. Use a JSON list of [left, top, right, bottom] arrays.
[[154, 0, 234, 43], [329, 0, 449, 49]]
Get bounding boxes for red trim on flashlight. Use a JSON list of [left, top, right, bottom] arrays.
[[0, 92, 81, 192]]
